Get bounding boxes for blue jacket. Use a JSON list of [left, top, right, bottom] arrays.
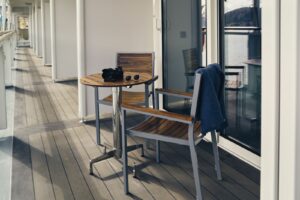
[[195, 64, 228, 134]]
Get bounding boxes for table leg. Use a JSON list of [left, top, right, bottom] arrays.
[[112, 87, 122, 158], [95, 87, 101, 145]]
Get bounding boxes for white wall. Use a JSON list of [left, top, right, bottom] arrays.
[[51, 0, 77, 81], [78, 0, 153, 118]]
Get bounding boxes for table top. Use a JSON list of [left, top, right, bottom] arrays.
[[80, 72, 153, 87]]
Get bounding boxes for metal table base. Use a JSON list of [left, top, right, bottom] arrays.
[[89, 87, 144, 175]]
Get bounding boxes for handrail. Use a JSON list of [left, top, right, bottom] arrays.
[[0, 31, 16, 130], [0, 31, 15, 44]]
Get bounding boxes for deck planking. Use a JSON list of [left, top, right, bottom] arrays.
[[11, 48, 260, 200]]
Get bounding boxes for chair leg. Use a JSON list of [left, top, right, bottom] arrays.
[[156, 140, 160, 163], [211, 131, 222, 180], [144, 86, 151, 150], [189, 144, 203, 200], [121, 110, 129, 194]]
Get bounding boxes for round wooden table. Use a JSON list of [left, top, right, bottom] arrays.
[[80, 72, 153, 169]]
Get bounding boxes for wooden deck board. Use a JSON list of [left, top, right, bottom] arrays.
[[73, 126, 133, 200], [82, 129, 157, 200], [52, 130, 95, 200], [41, 133, 75, 200], [11, 48, 260, 200], [63, 128, 113, 200], [29, 134, 56, 200], [85, 123, 199, 200]]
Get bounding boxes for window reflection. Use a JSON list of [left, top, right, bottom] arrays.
[[223, 0, 261, 154], [162, 0, 207, 114]]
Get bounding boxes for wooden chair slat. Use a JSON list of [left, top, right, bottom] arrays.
[[130, 117, 201, 140], [117, 53, 153, 75], [102, 91, 145, 104]]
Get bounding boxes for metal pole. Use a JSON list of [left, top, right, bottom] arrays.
[[112, 86, 122, 158], [94, 87, 101, 145]]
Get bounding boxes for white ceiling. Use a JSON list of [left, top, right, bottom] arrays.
[[9, 0, 33, 7], [8, 0, 33, 15]]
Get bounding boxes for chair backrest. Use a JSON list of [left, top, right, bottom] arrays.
[[190, 73, 202, 119], [182, 48, 199, 74], [117, 53, 154, 76]]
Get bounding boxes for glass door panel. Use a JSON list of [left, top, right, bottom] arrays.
[[222, 0, 261, 154], [162, 0, 207, 114]]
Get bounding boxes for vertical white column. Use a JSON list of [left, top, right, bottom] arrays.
[[41, 0, 51, 65], [28, 6, 32, 47], [4, 40, 12, 86], [153, 0, 162, 90], [50, 0, 56, 79], [76, 0, 86, 119], [260, 0, 280, 198], [0, 48, 7, 129], [41, 0, 46, 61], [1, 0, 6, 31], [279, 0, 300, 199], [206, 0, 218, 64], [31, 6, 35, 50], [37, 5, 43, 57], [34, 0, 39, 55], [6, 4, 10, 30], [44, 1, 51, 65], [50, 0, 77, 81]]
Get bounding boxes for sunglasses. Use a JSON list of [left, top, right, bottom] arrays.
[[125, 74, 140, 81]]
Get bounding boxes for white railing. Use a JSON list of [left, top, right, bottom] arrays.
[[0, 31, 16, 130]]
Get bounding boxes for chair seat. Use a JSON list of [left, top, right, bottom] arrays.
[[128, 116, 202, 145], [102, 91, 146, 104]]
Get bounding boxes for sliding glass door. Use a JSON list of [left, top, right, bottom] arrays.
[[162, 0, 207, 114], [161, 0, 262, 157], [221, 0, 262, 154]]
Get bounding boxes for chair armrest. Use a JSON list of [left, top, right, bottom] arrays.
[[145, 75, 159, 85], [122, 104, 193, 124], [155, 88, 193, 99]]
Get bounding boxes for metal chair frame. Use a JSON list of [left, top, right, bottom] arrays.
[[121, 73, 222, 200]]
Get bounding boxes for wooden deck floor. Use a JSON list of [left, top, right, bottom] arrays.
[[11, 48, 260, 200]]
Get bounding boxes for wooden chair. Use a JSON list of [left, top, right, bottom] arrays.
[[98, 53, 157, 141], [121, 72, 223, 200]]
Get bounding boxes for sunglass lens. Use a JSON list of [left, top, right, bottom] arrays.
[[126, 76, 131, 81]]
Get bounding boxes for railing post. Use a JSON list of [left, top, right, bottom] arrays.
[[1, 0, 6, 31], [4, 40, 12, 86], [0, 47, 7, 129]]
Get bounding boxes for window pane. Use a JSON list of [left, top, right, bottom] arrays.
[[225, 0, 260, 27], [162, 0, 207, 114], [222, 0, 262, 154]]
